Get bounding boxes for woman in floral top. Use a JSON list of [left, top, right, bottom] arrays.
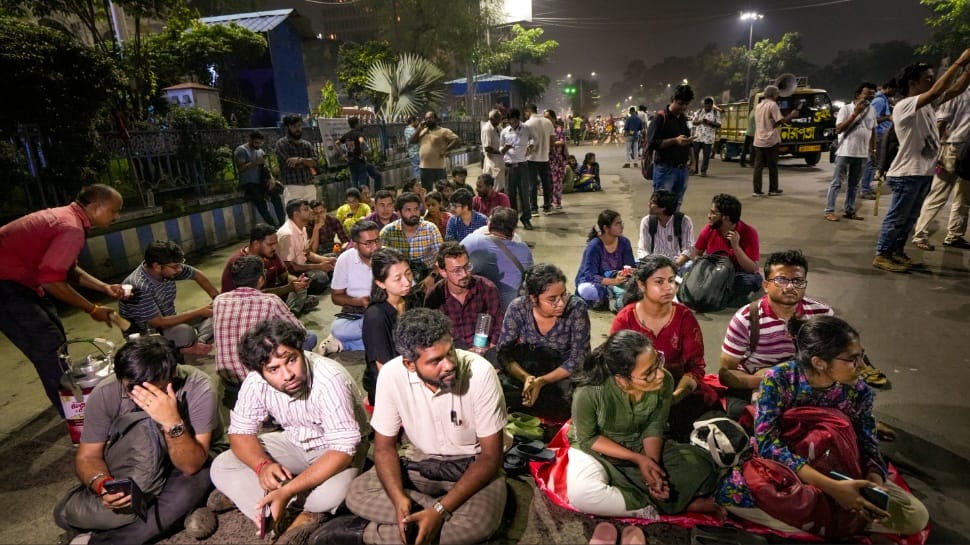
[[716, 316, 928, 536], [497, 264, 590, 422], [545, 110, 568, 210], [566, 330, 720, 518], [610, 255, 719, 441]]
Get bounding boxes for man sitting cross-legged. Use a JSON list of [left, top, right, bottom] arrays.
[[53, 335, 220, 544], [312, 309, 507, 545], [210, 319, 371, 544]]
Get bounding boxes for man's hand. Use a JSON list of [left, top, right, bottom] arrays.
[[290, 274, 309, 292], [105, 284, 126, 300], [89, 306, 115, 325], [256, 486, 295, 526], [129, 382, 182, 429], [725, 229, 741, 249], [257, 461, 293, 492], [101, 489, 131, 510], [403, 505, 445, 545], [521, 376, 545, 407], [285, 157, 303, 168], [316, 257, 336, 273], [674, 135, 692, 147], [196, 303, 214, 318]]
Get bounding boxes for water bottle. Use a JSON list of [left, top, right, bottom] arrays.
[[473, 313, 492, 349]]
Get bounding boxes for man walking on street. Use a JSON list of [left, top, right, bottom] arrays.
[[752, 85, 800, 197], [824, 82, 877, 222], [691, 97, 720, 177]]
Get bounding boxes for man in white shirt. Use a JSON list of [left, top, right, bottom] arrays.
[[824, 82, 877, 222], [480, 109, 506, 191], [524, 104, 554, 214], [316, 309, 507, 545], [500, 109, 535, 230], [637, 189, 695, 264], [210, 319, 370, 543], [324, 220, 382, 352], [691, 97, 721, 177], [874, 50, 970, 272]]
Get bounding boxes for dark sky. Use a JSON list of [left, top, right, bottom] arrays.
[[527, 0, 932, 90]]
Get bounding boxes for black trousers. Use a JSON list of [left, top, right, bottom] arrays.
[[0, 280, 67, 416], [242, 183, 285, 228], [528, 161, 553, 210]]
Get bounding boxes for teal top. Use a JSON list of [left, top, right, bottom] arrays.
[[746, 108, 756, 136]]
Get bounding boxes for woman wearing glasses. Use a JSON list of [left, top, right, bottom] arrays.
[[497, 263, 590, 423], [565, 330, 721, 522], [610, 255, 720, 441], [716, 315, 928, 537]]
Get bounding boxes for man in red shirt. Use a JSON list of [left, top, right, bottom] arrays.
[[0, 184, 125, 414], [684, 193, 762, 305], [220, 223, 315, 315], [472, 173, 511, 217]]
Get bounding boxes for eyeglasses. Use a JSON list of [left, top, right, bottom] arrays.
[[834, 350, 866, 367], [358, 238, 380, 247], [446, 263, 473, 276], [630, 351, 665, 382], [767, 276, 807, 289], [541, 292, 570, 307]]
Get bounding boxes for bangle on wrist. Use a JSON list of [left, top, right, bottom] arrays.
[[254, 459, 273, 476], [88, 303, 100, 315], [87, 472, 106, 490], [93, 474, 112, 495]]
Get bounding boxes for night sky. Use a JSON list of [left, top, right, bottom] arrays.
[[527, 0, 932, 89]]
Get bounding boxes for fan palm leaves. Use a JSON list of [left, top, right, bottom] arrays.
[[366, 52, 445, 120]]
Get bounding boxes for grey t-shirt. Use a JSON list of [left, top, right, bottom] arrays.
[[461, 231, 534, 311], [80, 365, 221, 449]]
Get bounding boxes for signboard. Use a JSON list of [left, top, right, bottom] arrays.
[[318, 118, 349, 166]]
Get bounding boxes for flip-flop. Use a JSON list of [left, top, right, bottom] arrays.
[[503, 450, 528, 473], [590, 522, 618, 545], [511, 440, 555, 462], [620, 525, 646, 545], [860, 365, 889, 388], [506, 412, 544, 441], [876, 420, 897, 442]]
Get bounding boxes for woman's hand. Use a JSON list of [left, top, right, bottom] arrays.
[[636, 454, 667, 491], [522, 376, 546, 407], [828, 478, 889, 520]]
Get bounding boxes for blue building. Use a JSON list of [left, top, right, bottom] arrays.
[[200, 9, 315, 127]]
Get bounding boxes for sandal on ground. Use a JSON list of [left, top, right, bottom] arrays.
[[860, 363, 889, 388], [824, 212, 840, 222], [509, 440, 555, 462], [590, 522, 618, 545], [876, 420, 897, 442], [913, 240, 935, 251]]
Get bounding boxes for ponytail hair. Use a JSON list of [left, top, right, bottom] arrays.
[[787, 315, 859, 372], [587, 209, 621, 242], [573, 330, 653, 387], [620, 255, 677, 308]]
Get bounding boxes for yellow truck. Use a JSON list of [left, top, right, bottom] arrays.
[[715, 78, 836, 166]]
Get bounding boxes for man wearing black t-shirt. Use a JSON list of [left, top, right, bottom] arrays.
[[646, 84, 695, 211], [338, 116, 371, 189]]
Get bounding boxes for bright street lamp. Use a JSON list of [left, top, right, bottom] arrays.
[[591, 72, 596, 77], [740, 11, 763, 99]]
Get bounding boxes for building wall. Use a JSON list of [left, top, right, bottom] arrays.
[[269, 22, 311, 118]]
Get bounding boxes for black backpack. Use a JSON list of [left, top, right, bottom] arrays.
[[677, 254, 736, 313], [647, 212, 684, 253]]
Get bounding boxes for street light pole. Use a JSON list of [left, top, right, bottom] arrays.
[[740, 12, 763, 100]]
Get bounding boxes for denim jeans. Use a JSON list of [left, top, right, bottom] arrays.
[[860, 132, 887, 193], [626, 134, 639, 161], [652, 162, 689, 211], [409, 154, 420, 179], [692, 141, 713, 174], [349, 163, 369, 188], [825, 155, 865, 214], [875, 176, 933, 255]]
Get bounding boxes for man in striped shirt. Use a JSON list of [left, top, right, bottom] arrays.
[[719, 250, 833, 418], [210, 319, 370, 543], [636, 189, 695, 264]]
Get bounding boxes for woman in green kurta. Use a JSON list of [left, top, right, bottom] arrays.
[[565, 330, 721, 518]]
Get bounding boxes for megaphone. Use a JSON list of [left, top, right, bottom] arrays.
[[774, 73, 797, 97]]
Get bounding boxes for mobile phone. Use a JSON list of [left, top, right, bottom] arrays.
[[256, 503, 272, 539], [829, 471, 890, 512], [102, 477, 132, 496], [103, 478, 149, 521]]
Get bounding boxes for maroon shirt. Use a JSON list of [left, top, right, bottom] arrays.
[[221, 247, 289, 292], [472, 191, 511, 216], [0, 202, 91, 295], [312, 214, 350, 254], [424, 275, 502, 346]]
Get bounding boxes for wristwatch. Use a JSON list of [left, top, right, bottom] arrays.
[[167, 421, 185, 439], [432, 501, 451, 521]]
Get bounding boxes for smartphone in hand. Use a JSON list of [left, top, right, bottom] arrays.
[[256, 503, 272, 539], [103, 478, 149, 521], [829, 471, 890, 512]]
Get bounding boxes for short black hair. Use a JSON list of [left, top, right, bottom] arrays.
[[237, 319, 307, 373], [450, 188, 474, 208], [763, 249, 809, 278], [231, 255, 264, 288], [285, 199, 308, 219], [488, 206, 518, 237], [703, 96, 714, 105], [250, 223, 277, 243], [345, 187, 362, 200], [508, 108, 522, 120], [525, 104, 538, 113], [712, 193, 742, 223], [650, 190, 678, 216], [523, 263, 566, 299], [249, 130, 264, 140], [435, 241, 468, 269], [394, 308, 453, 361], [348, 116, 360, 129], [374, 189, 395, 202], [477, 173, 495, 188], [673, 84, 695, 103], [396, 192, 422, 211], [114, 335, 181, 385], [351, 220, 380, 242], [282, 114, 303, 126], [144, 240, 184, 267], [855, 82, 877, 96], [452, 166, 467, 176], [895, 62, 933, 96]]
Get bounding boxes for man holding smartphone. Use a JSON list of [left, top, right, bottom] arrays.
[[53, 336, 220, 544], [646, 83, 696, 212]]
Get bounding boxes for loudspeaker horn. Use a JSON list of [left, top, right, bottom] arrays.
[[774, 73, 797, 97]]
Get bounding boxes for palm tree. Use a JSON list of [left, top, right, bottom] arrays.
[[366, 53, 445, 120]]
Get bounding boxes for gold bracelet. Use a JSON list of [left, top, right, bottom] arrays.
[[88, 304, 100, 315]]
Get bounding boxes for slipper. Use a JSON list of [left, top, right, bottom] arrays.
[[503, 450, 528, 473], [876, 420, 897, 442], [510, 441, 555, 462], [620, 525, 646, 545], [860, 365, 889, 388], [590, 522, 618, 545], [913, 240, 935, 251], [506, 412, 544, 441]]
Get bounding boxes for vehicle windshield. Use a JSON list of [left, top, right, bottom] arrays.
[[778, 93, 832, 112]]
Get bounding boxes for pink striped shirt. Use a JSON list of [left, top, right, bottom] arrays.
[[228, 351, 370, 456], [721, 296, 833, 372], [213, 287, 304, 384]]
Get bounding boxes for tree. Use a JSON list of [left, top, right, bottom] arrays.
[[817, 41, 917, 99], [366, 53, 445, 120], [337, 40, 396, 106], [317, 81, 342, 118], [919, 0, 969, 57], [0, 17, 123, 204], [479, 24, 559, 103]]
